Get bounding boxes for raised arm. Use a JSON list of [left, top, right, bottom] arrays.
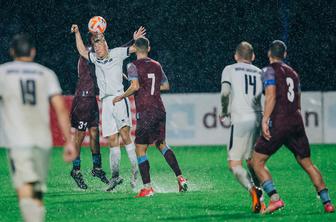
[[71, 24, 89, 60]]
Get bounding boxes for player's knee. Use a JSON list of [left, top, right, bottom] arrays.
[[155, 141, 165, 150], [230, 165, 244, 177], [17, 183, 33, 199], [119, 127, 131, 144], [89, 127, 99, 139], [251, 157, 263, 169], [108, 134, 119, 147]]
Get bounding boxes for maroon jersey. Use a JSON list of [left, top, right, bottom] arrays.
[[262, 62, 300, 117], [127, 58, 168, 113], [255, 62, 310, 158], [74, 56, 98, 97]]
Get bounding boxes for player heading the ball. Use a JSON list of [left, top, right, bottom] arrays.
[[71, 24, 146, 191]]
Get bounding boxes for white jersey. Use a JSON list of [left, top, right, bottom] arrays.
[[221, 62, 262, 122], [89, 47, 129, 99], [0, 61, 62, 149]]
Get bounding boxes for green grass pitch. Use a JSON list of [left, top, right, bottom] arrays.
[[0, 145, 336, 222]]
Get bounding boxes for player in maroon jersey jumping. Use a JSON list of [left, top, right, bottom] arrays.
[[70, 33, 109, 189], [251, 40, 334, 214], [113, 37, 188, 197]]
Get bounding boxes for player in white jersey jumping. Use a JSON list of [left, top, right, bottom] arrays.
[[220, 41, 265, 213], [71, 24, 145, 191], [0, 34, 76, 222]]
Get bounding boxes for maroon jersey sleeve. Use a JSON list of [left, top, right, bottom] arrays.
[[127, 63, 138, 80], [160, 65, 168, 84], [262, 66, 276, 88]]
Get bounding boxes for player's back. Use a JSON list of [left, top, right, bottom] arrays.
[[130, 58, 165, 113], [75, 56, 98, 97], [221, 62, 262, 122], [263, 62, 300, 117], [0, 61, 61, 149]]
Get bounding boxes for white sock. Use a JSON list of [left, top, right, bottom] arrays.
[[231, 165, 254, 191], [110, 147, 121, 178], [125, 143, 138, 173], [19, 198, 45, 222]]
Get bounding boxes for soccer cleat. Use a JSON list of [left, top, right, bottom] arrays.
[[250, 187, 266, 213], [106, 176, 123, 192], [262, 199, 285, 214], [324, 202, 335, 213], [257, 187, 267, 212], [92, 168, 109, 184], [250, 187, 261, 213], [178, 176, 188, 192], [70, 169, 88, 190], [130, 169, 138, 189], [135, 187, 154, 198]]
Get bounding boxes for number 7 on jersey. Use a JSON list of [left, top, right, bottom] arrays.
[[147, 73, 155, 95]]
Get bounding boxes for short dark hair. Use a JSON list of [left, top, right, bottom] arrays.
[[235, 41, 254, 60], [269, 40, 287, 59], [134, 37, 150, 52], [10, 33, 35, 57]]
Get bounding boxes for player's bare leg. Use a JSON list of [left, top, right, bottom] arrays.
[[70, 130, 88, 189], [106, 133, 123, 191], [156, 142, 187, 192], [229, 160, 264, 212], [252, 151, 284, 214], [135, 144, 154, 197], [17, 183, 44, 222], [119, 126, 139, 189], [89, 127, 109, 184], [296, 156, 334, 213]]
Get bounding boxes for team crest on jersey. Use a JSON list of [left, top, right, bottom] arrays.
[[96, 58, 113, 64]]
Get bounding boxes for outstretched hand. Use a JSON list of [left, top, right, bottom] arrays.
[[133, 26, 146, 40], [112, 96, 123, 105], [71, 24, 79, 34], [63, 141, 77, 162], [219, 114, 231, 128]]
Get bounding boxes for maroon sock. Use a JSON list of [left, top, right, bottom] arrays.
[[138, 160, 151, 185], [163, 149, 182, 177]]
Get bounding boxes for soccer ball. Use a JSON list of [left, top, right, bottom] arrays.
[[88, 16, 107, 33]]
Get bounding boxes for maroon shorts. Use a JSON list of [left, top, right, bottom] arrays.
[[70, 96, 99, 131], [135, 111, 166, 145], [255, 111, 310, 158]]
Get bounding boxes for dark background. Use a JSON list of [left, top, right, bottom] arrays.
[[0, 0, 335, 94]]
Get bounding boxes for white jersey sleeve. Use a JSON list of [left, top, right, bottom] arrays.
[[46, 71, 62, 97], [221, 66, 232, 96], [109, 47, 129, 60], [88, 52, 97, 64], [221, 66, 232, 85]]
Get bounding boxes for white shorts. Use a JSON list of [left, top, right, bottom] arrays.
[[101, 96, 132, 137], [8, 147, 51, 193], [227, 117, 261, 161]]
